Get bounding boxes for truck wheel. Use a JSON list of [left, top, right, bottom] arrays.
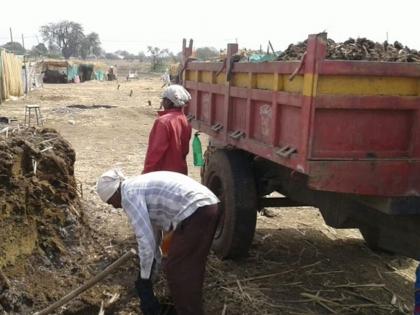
[[359, 227, 381, 251], [359, 226, 399, 255], [203, 149, 257, 259]]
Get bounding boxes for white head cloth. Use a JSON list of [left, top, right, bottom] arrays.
[[162, 84, 191, 107], [96, 169, 126, 202]]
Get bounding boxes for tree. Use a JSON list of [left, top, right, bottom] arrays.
[[168, 51, 180, 63], [104, 52, 120, 60], [175, 51, 183, 61], [29, 43, 48, 56], [115, 50, 137, 60], [124, 54, 138, 60], [1, 42, 26, 55], [138, 51, 146, 62], [114, 50, 133, 59], [40, 21, 85, 59], [47, 43, 62, 58], [80, 32, 101, 59], [147, 46, 169, 71], [195, 47, 219, 60], [113, 50, 142, 60]]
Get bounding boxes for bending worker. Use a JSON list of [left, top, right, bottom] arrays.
[[96, 169, 220, 315], [143, 85, 192, 175]]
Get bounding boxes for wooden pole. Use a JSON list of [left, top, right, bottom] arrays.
[[33, 248, 136, 315], [268, 40, 275, 55], [21, 34, 25, 50], [9, 28, 13, 43]]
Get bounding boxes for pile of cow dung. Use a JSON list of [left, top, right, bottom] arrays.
[[0, 127, 97, 314], [277, 36, 420, 62], [0, 127, 160, 315]]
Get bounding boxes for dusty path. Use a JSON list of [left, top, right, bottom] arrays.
[[0, 77, 416, 314]]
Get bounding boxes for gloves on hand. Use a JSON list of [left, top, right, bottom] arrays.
[[150, 259, 160, 283], [161, 304, 177, 315], [135, 276, 161, 315]]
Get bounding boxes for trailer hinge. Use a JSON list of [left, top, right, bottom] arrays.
[[276, 145, 297, 158], [211, 123, 223, 132], [229, 130, 245, 140]]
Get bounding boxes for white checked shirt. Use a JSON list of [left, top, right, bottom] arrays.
[[121, 171, 219, 279]]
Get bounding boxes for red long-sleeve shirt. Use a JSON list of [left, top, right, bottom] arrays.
[[143, 108, 192, 175]]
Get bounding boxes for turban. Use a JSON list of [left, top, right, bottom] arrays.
[[96, 169, 126, 202], [162, 85, 191, 107]]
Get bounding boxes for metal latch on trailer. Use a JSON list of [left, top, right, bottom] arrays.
[[186, 114, 195, 122], [229, 130, 245, 140], [276, 145, 297, 158], [211, 123, 223, 132]]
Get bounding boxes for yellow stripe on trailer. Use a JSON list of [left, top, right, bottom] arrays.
[[303, 73, 318, 97], [317, 75, 420, 96]]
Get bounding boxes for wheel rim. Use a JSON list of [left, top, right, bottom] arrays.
[[208, 172, 225, 240]]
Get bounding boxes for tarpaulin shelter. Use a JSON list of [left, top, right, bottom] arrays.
[[0, 49, 24, 103], [79, 62, 107, 82], [67, 64, 79, 82], [41, 60, 107, 83], [78, 64, 94, 82], [42, 60, 70, 83], [92, 62, 107, 81]]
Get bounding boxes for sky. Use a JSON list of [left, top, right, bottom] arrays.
[[1, 0, 419, 55]]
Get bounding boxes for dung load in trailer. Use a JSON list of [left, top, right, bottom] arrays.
[[181, 33, 420, 260]]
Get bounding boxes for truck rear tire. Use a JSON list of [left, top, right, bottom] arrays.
[[203, 149, 257, 259], [359, 226, 381, 251]]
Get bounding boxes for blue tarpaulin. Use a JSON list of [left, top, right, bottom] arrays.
[[249, 54, 278, 63]]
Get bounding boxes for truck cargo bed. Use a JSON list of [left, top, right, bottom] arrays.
[[183, 34, 420, 197]]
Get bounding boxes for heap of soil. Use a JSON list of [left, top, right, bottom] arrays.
[[0, 128, 89, 314], [277, 36, 420, 62]]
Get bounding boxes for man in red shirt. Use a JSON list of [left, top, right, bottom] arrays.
[[141, 85, 192, 313], [143, 85, 192, 175]]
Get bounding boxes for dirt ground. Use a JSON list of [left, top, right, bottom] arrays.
[[0, 75, 417, 315]]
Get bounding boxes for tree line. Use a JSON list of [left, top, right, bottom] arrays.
[[1, 21, 101, 59], [1, 21, 220, 65]]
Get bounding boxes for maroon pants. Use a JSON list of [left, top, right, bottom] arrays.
[[165, 204, 219, 315]]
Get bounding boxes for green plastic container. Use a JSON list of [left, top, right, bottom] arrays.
[[192, 132, 204, 167]]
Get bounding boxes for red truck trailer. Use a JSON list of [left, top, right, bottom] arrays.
[[181, 34, 420, 260]]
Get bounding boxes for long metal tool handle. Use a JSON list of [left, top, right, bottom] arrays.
[[33, 248, 137, 315]]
